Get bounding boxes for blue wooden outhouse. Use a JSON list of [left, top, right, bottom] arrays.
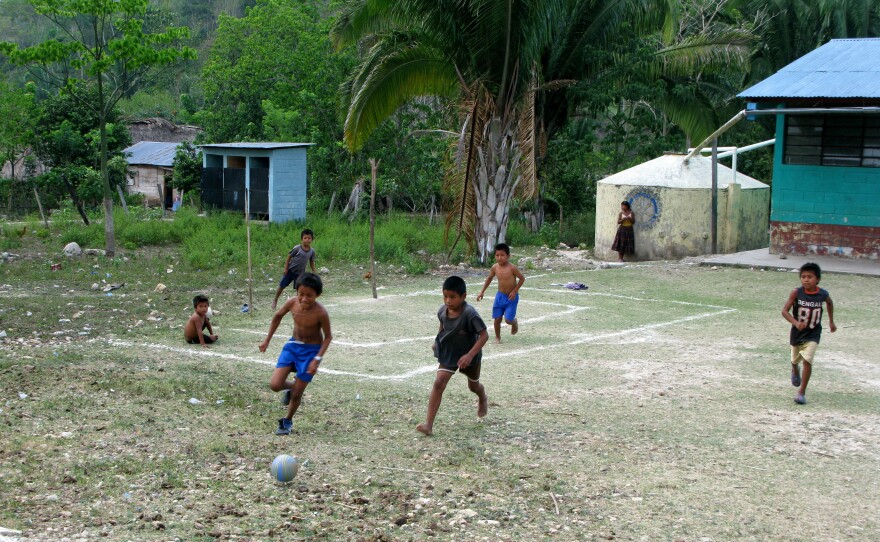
[[199, 142, 313, 223]]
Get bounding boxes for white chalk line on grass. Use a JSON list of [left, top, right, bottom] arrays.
[[483, 308, 736, 360], [102, 338, 436, 381], [231, 327, 436, 348]]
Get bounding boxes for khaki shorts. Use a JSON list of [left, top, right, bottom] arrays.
[[791, 341, 819, 365]]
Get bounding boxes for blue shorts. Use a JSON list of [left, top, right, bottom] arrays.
[[492, 291, 519, 320], [275, 339, 321, 383], [279, 270, 300, 289]]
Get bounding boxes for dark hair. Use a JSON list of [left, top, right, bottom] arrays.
[[800, 262, 821, 281], [301, 228, 314, 239], [296, 272, 323, 296], [621, 201, 631, 210], [494, 243, 510, 255], [193, 294, 209, 307], [442, 275, 467, 295]]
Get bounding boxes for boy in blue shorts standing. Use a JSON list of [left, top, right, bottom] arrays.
[[781, 262, 836, 405], [272, 229, 317, 310], [417, 276, 489, 436], [477, 243, 525, 343], [260, 273, 332, 435]]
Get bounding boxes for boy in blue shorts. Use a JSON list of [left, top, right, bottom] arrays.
[[417, 276, 489, 436], [781, 262, 836, 405], [272, 229, 317, 310], [476, 243, 525, 343], [260, 273, 332, 435]]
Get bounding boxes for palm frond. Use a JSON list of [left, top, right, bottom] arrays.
[[515, 78, 538, 200], [345, 44, 459, 150]]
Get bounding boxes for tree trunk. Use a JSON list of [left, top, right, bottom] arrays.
[[472, 117, 521, 263], [98, 79, 115, 257]]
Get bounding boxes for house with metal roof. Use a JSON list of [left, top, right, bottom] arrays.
[[123, 141, 189, 207], [739, 38, 880, 260], [198, 142, 313, 223]]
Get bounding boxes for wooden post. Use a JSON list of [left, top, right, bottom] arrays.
[[327, 190, 337, 216], [157, 182, 166, 218], [246, 188, 253, 315], [369, 159, 379, 299], [711, 137, 718, 254], [33, 186, 49, 228], [115, 185, 129, 214]]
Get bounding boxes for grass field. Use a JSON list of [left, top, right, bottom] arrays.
[[1, 250, 878, 541]]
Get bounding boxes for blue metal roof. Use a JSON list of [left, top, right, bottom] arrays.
[[199, 142, 314, 150], [124, 141, 184, 167], [739, 38, 880, 99]]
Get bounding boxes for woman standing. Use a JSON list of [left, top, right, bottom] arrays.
[[611, 201, 635, 262]]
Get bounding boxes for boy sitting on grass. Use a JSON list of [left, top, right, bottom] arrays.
[[184, 295, 217, 347], [417, 275, 489, 436], [261, 273, 332, 435]]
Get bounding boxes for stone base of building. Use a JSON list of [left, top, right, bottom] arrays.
[[770, 221, 880, 259]]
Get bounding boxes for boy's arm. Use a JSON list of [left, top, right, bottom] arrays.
[[282, 253, 293, 274], [259, 301, 293, 352], [509, 265, 525, 298], [310, 253, 317, 273], [781, 290, 806, 330], [826, 296, 836, 332], [306, 310, 333, 375], [476, 268, 496, 301], [205, 317, 214, 336], [193, 316, 210, 348], [458, 329, 489, 369]]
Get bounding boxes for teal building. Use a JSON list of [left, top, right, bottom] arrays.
[[739, 39, 880, 260]]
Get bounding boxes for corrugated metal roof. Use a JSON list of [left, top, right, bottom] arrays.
[[198, 142, 314, 150], [124, 141, 184, 167], [739, 38, 880, 99]]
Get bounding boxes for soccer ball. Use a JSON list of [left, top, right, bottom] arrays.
[[270, 454, 299, 483]]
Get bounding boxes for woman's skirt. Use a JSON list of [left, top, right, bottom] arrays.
[[611, 225, 635, 255]]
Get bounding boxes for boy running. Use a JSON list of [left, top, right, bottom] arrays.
[[417, 276, 489, 436], [260, 273, 332, 435], [476, 243, 525, 343], [782, 262, 836, 405], [272, 229, 317, 310]]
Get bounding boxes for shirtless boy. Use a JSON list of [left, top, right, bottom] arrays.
[[184, 295, 218, 347], [260, 273, 332, 435], [477, 243, 525, 343]]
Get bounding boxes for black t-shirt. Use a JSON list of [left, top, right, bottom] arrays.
[[789, 287, 829, 345], [435, 303, 487, 367]]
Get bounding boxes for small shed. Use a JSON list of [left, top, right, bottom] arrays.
[[123, 141, 185, 207], [199, 142, 313, 223], [594, 154, 770, 261], [738, 38, 880, 259]]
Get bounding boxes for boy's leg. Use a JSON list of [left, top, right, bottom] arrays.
[[504, 299, 519, 336], [493, 317, 502, 343], [791, 360, 801, 387], [271, 285, 285, 310], [417, 370, 454, 436], [467, 378, 488, 418], [796, 361, 812, 403], [284, 378, 310, 420], [268, 367, 294, 393]]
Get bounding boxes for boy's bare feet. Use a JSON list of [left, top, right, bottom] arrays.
[[511, 319, 518, 335], [416, 423, 433, 436], [477, 395, 488, 418], [494, 338, 501, 344]]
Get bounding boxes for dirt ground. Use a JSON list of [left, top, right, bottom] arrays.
[[1, 246, 878, 541]]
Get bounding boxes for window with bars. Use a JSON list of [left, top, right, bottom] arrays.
[[784, 114, 880, 168]]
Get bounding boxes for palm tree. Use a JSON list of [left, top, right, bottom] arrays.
[[332, 0, 563, 261]]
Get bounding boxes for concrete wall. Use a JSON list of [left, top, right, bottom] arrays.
[[269, 147, 308, 223], [129, 165, 171, 205], [595, 183, 769, 260], [769, 112, 880, 258]]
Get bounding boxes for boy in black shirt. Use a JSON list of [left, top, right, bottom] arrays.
[[781, 262, 836, 405], [417, 276, 489, 436]]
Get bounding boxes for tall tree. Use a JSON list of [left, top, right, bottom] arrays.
[[0, 80, 36, 210], [1, 0, 196, 256], [333, 0, 563, 262]]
